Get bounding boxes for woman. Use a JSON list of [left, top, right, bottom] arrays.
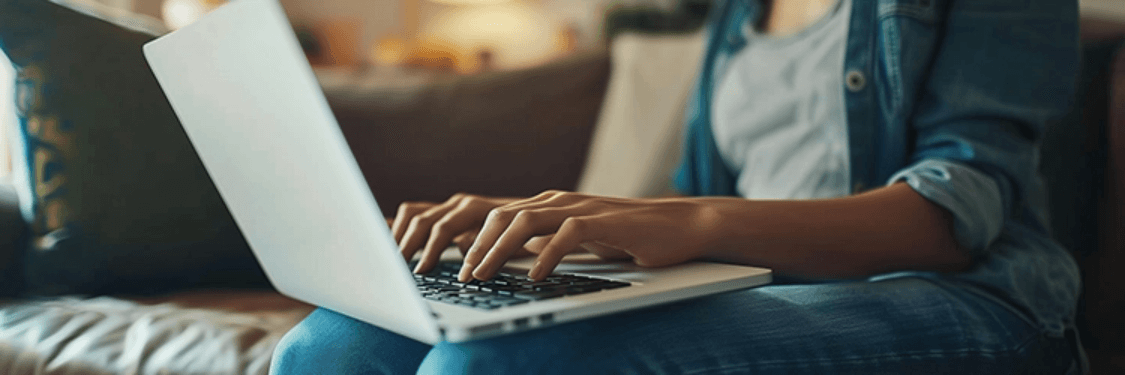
[[271, 0, 1084, 373]]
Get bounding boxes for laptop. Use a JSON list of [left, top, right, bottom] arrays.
[[143, 0, 771, 344]]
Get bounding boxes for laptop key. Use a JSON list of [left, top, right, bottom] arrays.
[[457, 292, 487, 299]]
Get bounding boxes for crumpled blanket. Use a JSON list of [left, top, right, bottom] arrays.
[[0, 297, 311, 375]]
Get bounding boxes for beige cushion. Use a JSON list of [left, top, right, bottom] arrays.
[[577, 32, 706, 198]]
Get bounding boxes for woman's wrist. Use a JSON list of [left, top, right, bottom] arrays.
[[686, 197, 761, 263]]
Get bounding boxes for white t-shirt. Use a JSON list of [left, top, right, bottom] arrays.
[[711, 0, 852, 200]]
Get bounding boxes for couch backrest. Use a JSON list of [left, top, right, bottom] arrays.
[[1040, 38, 1125, 373], [1086, 40, 1125, 373], [327, 51, 612, 214]]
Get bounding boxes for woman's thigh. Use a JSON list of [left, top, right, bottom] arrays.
[[273, 277, 1060, 374], [418, 277, 1053, 374], [271, 307, 432, 374]]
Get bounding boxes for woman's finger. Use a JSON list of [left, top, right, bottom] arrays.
[[580, 241, 632, 261], [529, 215, 608, 280], [459, 207, 515, 281], [414, 198, 492, 273], [523, 234, 554, 254], [392, 202, 435, 244], [463, 192, 594, 256], [460, 194, 607, 281], [496, 190, 572, 211], [471, 207, 574, 280], [399, 197, 463, 262], [453, 230, 479, 255]]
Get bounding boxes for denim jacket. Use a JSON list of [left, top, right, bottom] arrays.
[[675, 0, 1082, 337]]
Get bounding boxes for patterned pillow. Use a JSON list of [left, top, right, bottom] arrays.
[[0, 0, 268, 295]]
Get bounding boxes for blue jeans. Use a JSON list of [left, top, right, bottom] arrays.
[[270, 277, 1078, 374]]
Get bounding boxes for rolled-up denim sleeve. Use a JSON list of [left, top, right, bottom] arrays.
[[889, 0, 1078, 255], [888, 159, 1003, 252]]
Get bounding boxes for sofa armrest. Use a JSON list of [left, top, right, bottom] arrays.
[[1088, 41, 1125, 373], [0, 182, 24, 297]]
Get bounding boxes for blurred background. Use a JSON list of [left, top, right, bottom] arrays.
[[0, 2, 1124, 373], [77, 0, 1125, 79], [2, 0, 1123, 182], [149, 0, 713, 74]]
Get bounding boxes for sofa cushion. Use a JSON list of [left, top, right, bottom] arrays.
[[0, 0, 268, 295], [0, 295, 312, 375]]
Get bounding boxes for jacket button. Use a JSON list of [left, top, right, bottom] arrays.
[[845, 70, 866, 92]]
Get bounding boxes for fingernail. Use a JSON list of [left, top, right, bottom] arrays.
[[529, 261, 543, 280], [458, 264, 473, 282]]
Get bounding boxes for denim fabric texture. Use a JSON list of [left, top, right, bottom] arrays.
[[674, 0, 1082, 339], [273, 278, 1076, 374]]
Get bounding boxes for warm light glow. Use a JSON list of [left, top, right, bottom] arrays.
[[419, 2, 556, 71], [428, 0, 511, 5], [371, 38, 408, 66], [162, 0, 227, 30]]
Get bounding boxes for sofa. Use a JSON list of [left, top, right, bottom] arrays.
[[0, 0, 1122, 374], [0, 1, 626, 373]]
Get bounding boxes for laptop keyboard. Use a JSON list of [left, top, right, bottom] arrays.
[[411, 262, 631, 310]]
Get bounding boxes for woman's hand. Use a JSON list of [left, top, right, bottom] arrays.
[[397, 184, 972, 282], [393, 194, 524, 274], [458, 190, 720, 282]]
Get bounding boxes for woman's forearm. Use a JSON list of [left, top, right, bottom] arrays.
[[696, 183, 973, 278]]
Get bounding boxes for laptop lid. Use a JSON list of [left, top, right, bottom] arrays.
[[143, 0, 441, 343]]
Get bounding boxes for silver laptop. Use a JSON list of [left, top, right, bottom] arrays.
[[143, 0, 771, 344]]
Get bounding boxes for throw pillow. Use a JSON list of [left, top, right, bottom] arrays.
[[576, 32, 705, 198], [0, 0, 268, 295]]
